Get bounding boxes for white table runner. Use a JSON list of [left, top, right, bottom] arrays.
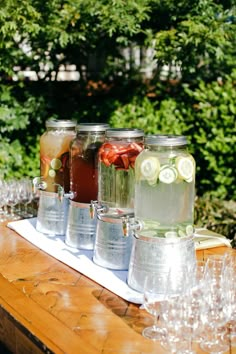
[[7, 218, 231, 304], [7, 218, 144, 304]]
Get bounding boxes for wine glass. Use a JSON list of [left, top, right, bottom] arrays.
[[159, 267, 193, 353], [199, 254, 230, 353], [19, 178, 34, 218], [222, 252, 236, 347], [6, 180, 21, 220], [0, 179, 8, 222], [179, 263, 207, 354], [142, 271, 170, 340]]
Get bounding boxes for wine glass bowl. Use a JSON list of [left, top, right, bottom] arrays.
[[19, 178, 34, 218], [199, 254, 231, 353], [6, 180, 21, 220], [142, 272, 169, 340]]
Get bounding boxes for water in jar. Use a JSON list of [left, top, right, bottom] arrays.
[[134, 146, 195, 238]]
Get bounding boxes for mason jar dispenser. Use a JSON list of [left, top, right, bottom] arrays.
[[35, 119, 76, 236], [93, 128, 144, 270], [65, 123, 109, 249], [127, 134, 197, 293]]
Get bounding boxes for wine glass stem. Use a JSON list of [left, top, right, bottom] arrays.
[[0, 207, 5, 222], [153, 314, 159, 330], [187, 338, 192, 352], [10, 206, 15, 216]]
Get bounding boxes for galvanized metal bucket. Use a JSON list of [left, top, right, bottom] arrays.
[[127, 234, 196, 293], [93, 213, 134, 270], [65, 201, 97, 250], [36, 191, 69, 236]]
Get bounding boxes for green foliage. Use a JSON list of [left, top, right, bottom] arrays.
[[195, 195, 236, 246], [0, 84, 47, 179], [185, 70, 236, 199], [0, 0, 235, 206], [110, 95, 190, 135], [147, 0, 236, 82], [110, 71, 236, 200]]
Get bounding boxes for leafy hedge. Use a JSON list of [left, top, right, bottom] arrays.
[[195, 196, 236, 247], [110, 70, 236, 200], [0, 0, 235, 237]]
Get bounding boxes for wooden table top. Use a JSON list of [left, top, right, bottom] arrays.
[[0, 221, 235, 354]]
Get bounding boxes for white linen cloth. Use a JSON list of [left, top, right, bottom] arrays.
[[7, 218, 231, 304], [7, 218, 144, 304]]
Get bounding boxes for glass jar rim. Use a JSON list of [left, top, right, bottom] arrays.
[[145, 134, 188, 146], [106, 128, 144, 138], [76, 123, 109, 132], [46, 119, 76, 128]]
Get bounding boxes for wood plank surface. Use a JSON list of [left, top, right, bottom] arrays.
[[0, 222, 235, 354]]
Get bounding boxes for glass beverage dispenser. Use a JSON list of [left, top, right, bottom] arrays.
[[65, 123, 109, 249], [92, 128, 144, 270], [126, 135, 197, 293], [35, 119, 76, 236]]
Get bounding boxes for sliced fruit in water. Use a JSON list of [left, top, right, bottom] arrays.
[[50, 158, 62, 170], [147, 176, 158, 186], [48, 169, 56, 178], [141, 230, 158, 237], [140, 157, 160, 180], [165, 231, 178, 238], [159, 165, 178, 184], [99, 142, 143, 170], [178, 229, 186, 237], [186, 224, 194, 236], [175, 156, 195, 181]]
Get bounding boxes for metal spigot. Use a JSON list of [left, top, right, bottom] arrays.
[[90, 200, 109, 219], [64, 191, 75, 199], [52, 184, 75, 202], [53, 184, 64, 202], [121, 214, 143, 237], [33, 177, 47, 193]]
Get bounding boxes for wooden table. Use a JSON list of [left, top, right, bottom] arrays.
[[0, 221, 235, 354]]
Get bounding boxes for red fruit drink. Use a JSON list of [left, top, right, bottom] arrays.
[[98, 129, 144, 213], [70, 123, 109, 203]]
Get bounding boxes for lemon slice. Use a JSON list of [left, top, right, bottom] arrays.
[[175, 156, 195, 181], [140, 157, 160, 180], [141, 230, 157, 237], [159, 165, 177, 184], [178, 229, 186, 237], [50, 158, 62, 170], [147, 177, 158, 186], [186, 224, 194, 236], [165, 231, 178, 238], [48, 169, 56, 178]]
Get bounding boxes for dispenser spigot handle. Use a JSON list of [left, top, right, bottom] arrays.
[[90, 201, 97, 219], [121, 216, 129, 237], [52, 183, 64, 202], [121, 215, 143, 237], [90, 201, 109, 219], [33, 177, 47, 192], [64, 191, 75, 200]]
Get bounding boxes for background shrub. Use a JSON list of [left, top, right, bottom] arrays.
[[0, 0, 235, 238]]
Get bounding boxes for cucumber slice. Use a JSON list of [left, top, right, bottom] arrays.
[[159, 165, 177, 184]]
